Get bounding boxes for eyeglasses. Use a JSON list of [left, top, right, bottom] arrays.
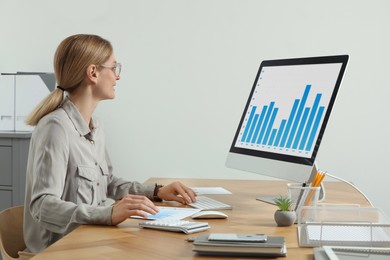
[[98, 63, 122, 77]]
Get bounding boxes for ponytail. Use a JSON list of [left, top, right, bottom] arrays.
[[25, 88, 64, 126]]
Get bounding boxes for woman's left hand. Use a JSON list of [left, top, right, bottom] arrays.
[[156, 181, 197, 204]]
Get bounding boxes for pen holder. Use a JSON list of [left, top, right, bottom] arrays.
[[287, 183, 320, 213]]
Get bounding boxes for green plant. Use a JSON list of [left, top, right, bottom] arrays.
[[273, 195, 293, 211]]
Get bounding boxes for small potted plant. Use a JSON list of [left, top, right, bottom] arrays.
[[273, 195, 296, 226]]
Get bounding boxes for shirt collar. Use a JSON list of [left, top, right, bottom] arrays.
[[60, 97, 99, 138]]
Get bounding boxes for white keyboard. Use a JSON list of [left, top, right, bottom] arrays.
[[189, 196, 232, 210], [139, 219, 210, 234]]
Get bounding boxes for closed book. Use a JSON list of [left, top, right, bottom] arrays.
[[193, 234, 287, 257]]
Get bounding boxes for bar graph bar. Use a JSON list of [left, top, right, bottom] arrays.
[[239, 84, 325, 153]]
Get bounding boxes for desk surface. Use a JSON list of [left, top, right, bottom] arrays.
[[32, 178, 370, 260]]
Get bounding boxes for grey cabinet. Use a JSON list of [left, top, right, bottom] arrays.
[[0, 132, 31, 211]]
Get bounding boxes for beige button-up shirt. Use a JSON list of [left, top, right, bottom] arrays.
[[24, 98, 154, 253]]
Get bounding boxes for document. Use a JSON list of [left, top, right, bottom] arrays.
[[131, 206, 201, 220], [191, 187, 232, 195]]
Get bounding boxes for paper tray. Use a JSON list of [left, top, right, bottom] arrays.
[[297, 206, 390, 247]]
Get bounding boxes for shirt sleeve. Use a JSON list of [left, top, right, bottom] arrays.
[[28, 117, 112, 234]]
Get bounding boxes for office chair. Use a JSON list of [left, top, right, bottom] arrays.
[[0, 205, 33, 260]]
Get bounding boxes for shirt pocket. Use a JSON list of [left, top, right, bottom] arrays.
[[98, 160, 110, 202], [77, 165, 98, 205]]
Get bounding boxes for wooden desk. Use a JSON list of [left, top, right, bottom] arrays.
[[32, 178, 370, 260]]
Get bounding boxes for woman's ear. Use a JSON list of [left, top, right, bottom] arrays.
[[86, 64, 98, 85]]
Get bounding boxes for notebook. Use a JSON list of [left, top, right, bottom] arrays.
[[192, 234, 286, 257]]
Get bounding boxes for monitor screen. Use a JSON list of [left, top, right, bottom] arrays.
[[226, 55, 348, 184]]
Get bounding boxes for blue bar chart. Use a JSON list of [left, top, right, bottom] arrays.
[[240, 84, 325, 153]]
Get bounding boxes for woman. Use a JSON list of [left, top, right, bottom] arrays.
[[23, 34, 196, 253]]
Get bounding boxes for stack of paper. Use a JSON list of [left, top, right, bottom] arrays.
[[192, 234, 286, 257]]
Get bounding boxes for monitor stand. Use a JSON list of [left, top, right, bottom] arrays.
[[256, 195, 280, 205], [256, 164, 326, 205]]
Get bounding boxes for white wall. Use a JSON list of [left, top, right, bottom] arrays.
[[1, 0, 389, 215]]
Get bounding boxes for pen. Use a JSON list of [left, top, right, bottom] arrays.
[[294, 182, 307, 211], [304, 171, 326, 206]]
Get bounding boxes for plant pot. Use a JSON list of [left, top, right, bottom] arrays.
[[274, 210, 296, 226]]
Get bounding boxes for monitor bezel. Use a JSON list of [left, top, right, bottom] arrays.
[[229, 55, 349, 166]]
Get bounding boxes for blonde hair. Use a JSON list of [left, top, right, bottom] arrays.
[[25, 34, 113, 126]]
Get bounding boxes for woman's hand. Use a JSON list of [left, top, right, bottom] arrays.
[[111, 194, 159, 225], [156, 181, 197, 204]]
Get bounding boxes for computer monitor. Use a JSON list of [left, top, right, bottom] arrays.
[[226, 55, 349, 203]]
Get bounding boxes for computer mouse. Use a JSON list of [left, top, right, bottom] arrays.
[[191, 211, 228, 219]]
